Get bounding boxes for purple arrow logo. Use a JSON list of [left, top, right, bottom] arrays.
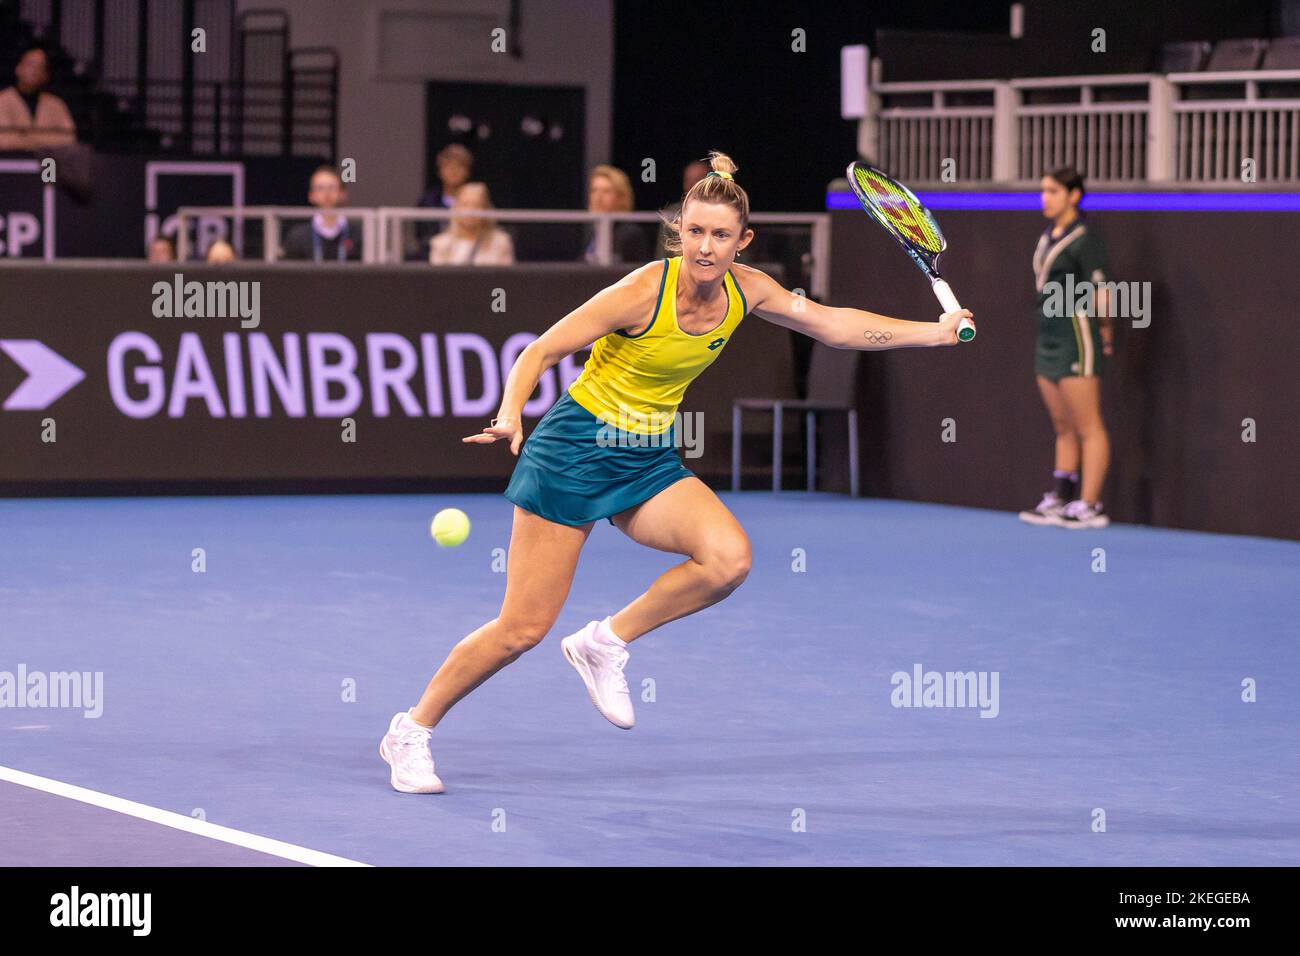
[[1, 340, 86, 410]]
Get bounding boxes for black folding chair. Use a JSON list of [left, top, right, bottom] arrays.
[[732, 341, 859, 496]]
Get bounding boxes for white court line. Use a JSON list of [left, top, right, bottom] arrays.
[[0, 764, 370, 867]]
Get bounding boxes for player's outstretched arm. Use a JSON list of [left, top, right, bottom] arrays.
[[738, 264, 974, 350]]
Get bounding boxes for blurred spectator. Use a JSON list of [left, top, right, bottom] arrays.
[[429, 182, 514, 265], [147, 235, 176, 263], [282, 165, 362, 262], [415, 143, 474, 258], [682, 159, 709, 194], [657, 159, 713, 256], [0, 44, 77, 151], [581, 164, 651, 264], [206, 239, 237, 263]]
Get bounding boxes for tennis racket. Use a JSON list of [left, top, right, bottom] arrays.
[[846, 161, 975, 343]]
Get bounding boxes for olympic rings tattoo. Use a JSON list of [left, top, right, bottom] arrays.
[[863, 330, 894, 344]]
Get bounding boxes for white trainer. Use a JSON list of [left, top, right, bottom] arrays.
[[1058, 498, 1111, 529], [379, 710, 445, 793], [1019, 491, 1067, 526], [561, 618, 635, 729]]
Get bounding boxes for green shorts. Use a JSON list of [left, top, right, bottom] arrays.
[[503, 390, 696, 527], [1035, 312, 1105, 382]]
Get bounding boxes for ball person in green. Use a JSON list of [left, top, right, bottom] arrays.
[[1018, 167, 1114, 529]]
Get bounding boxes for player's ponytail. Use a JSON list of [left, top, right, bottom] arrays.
[[662, 150, 750, 255]]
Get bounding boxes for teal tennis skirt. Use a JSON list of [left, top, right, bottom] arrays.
[[503, 390, 696, 527]]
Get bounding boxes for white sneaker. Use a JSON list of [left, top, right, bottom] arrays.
[[379, 710, 445, 793], [1019, 491, 1066, 525], [561, 619, 635, 729], [1058, 499, 1110, 529]]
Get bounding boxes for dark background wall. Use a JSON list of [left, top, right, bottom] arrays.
[[828, 208, 1300, 540], [611, 2, 1281, 210], [876, 1, 1276, 81], [611, 0, 1008, 214]]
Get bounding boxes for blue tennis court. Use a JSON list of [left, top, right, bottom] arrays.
[[2, 493, 1296, 866]]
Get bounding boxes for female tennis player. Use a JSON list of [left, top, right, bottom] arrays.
[[380, 151, 975, 793], [1017, 166, 1113, 529]]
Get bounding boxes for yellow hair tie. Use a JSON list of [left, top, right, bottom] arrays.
[[707, 170, 733, 181]]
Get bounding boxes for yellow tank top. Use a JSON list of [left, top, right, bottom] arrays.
[[567, 256, 749, 435]]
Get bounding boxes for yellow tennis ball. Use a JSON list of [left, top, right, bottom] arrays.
[[430, 508, 470, 547]]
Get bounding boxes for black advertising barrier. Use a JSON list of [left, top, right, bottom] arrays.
[[0, 262, 797, 492], [828, 207, 1300, 540], [0, 152, 322, 259]]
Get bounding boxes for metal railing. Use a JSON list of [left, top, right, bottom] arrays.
[[1012, 74, 1157, 183], [174, 206, 378, 262], [12, 0, 337, 157], [857, 59, 1300, 186], [1169, 70, 1300, 182], [174, 207, 833, 298], [872, 79, 1000, 185]]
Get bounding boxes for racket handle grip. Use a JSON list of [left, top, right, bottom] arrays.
[[932, 279, 976, 343]]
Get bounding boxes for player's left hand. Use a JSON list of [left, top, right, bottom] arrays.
[[937, 309, 974, 345], [463, 417, 524, 455]]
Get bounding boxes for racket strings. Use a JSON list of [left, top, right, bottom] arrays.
[[851, 166, 945, 254]]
